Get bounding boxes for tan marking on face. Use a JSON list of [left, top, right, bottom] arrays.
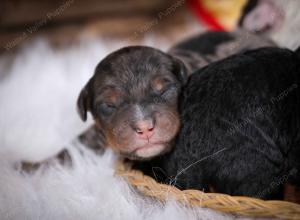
[[101, 122, 121, 153], [95, 120, 118, 151], [95, 88, 121, 106], [106, 90, 119, 104], [151, 77, 170, 93]]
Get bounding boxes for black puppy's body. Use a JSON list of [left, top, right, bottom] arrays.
[[136, 47, 300, 200]]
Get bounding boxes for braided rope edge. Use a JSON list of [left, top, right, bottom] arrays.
[[115, 160, 300, 220]]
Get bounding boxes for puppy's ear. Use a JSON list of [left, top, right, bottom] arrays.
[[77, 83, 91, 121], [171, 57, 188, 85]]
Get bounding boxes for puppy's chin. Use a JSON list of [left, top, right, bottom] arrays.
[[104, 110, 180, 160], [120, 142, 172, 161], [134, 143, 168, 159]]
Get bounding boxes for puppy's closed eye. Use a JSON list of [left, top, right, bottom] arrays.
[[98, 103, 117, 116], [94, 87, 122, 116]]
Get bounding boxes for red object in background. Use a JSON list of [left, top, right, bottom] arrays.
[[187, 0, 225, 31]]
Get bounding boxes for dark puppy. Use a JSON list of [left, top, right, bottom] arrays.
[[139, 47, 300, 200], [77, 31, 274, 160]]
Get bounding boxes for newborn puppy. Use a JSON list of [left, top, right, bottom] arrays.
[[77, 46, 187, 160], [139, 47, 300, 200], [77, 31, 274, 161]]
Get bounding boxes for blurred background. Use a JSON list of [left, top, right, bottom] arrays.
[[0, 0, 299, 161], [1, 0, 299, 53], [0, 0, 201, 52]]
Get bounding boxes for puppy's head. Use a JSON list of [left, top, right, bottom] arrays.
[[77, 46, 187, 160]]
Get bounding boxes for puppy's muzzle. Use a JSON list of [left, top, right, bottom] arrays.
[[131, 117, 156, 140]]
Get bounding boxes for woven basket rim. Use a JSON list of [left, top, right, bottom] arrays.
[[115, 159, 300, 220]]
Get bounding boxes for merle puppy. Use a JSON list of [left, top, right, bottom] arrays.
[[137, 47, 300, 200]]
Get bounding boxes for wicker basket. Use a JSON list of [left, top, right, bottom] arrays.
[[115, 160, 300, 220]]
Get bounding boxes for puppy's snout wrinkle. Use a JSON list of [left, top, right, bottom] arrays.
[[132, 118, 155, 139]]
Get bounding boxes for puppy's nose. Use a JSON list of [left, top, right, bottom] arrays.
[[133, 119, 155, 139]]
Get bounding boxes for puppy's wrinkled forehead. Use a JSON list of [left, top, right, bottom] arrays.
[[93, 47, 175, 97]]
